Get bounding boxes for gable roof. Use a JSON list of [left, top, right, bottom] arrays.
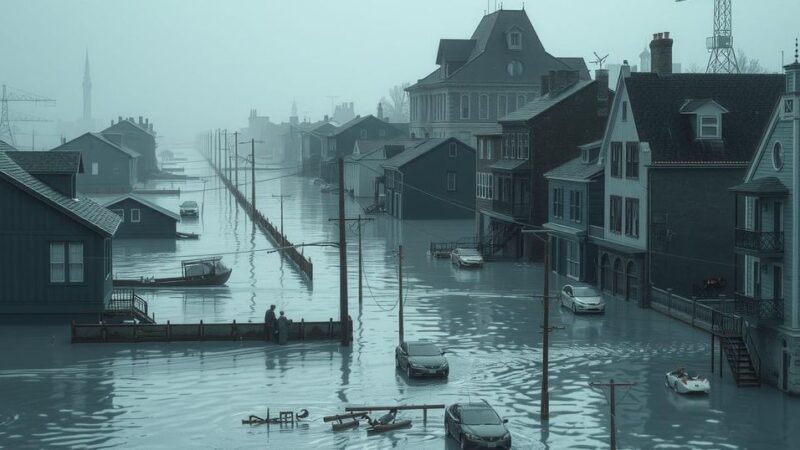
[[103, 194, 180, 221], [679, 98, 730, 114], [557, 57, 590, 80], [500, 79, 594, 122], [52, 132, 141, 159], [103, 118, 155, 137], [6, 151, 84, 174], [350, 138, 424, 161], [382, 138, 473, 169], [729, 176, 789, 196], [624, 73, 784, 163], [0, 139, 17, 152], [0, 151, 121, 236], [330, 115, 405, 138], [544, 155, 604, 181]]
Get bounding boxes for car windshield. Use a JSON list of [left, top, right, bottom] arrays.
[[458, 249, 480, 257], [461, 408, 501, 425], [408, 343, 441, 356], [182, 201, 197, 207], [572, 287, 598, 297]]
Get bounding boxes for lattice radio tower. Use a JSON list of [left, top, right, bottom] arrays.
[[677, 0, 739, 73], [0, 84, 55, 146]]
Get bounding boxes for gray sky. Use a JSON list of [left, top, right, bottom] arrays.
[[2, 0, 798, 146]]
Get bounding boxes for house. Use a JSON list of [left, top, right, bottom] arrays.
[[591, 32, 784, 304], [300, 120, 337, 175], [103, 116, 157, 179], [407, 9, 589, 146], [103, 194, 180, 239], [322, 115, 407, 182], [543, 141, 604, 282], [477, 69, 610, 259], [383, 137, 475, 219], [0, 150, 121, 321], [344, 138, 421, 198], [52, 132, 140, 194], [727, 57, 800, 392]]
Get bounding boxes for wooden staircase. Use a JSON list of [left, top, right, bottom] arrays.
[[722, 335, 761, 387], [105, 289, 155, 324]]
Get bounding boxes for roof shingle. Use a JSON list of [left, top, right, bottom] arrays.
[[6, 151, 83, 174]]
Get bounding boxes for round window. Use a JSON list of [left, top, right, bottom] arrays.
[[773, 141, 784, 171], [507, 60, 524, 77]]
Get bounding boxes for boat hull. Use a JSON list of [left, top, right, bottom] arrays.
[[114, 269, 232, 288]]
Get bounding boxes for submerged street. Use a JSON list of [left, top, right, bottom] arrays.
[[1, 149, 799, 449]]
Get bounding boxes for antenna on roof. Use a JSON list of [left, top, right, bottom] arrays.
[[795, 37, 798, 62], [591, 52, 609, 70]]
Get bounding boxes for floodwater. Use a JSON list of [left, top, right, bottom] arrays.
[[1, 149, 799, 449]]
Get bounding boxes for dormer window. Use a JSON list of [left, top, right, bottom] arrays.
[[699, 115, 720, 138], [507, 28, 522, 50]]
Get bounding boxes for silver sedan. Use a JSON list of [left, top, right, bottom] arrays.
[[560, 285, 605, 313]]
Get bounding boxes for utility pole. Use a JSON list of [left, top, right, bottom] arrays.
[[224, 129, 228, 180], [251, 138, 256, 209], [271, 194, 294, 236], [590, 379, 635, 450], [398, 244, 404, 344], [357, 215, 373, 306], [234, 132, 239, 190], [338, 158, 349, 346]]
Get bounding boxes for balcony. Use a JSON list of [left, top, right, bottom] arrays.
[[734, 228, 784, 257], [491, 200, 530, 219], [734, 292, 784, 322]]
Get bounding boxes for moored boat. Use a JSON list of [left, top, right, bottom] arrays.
[[114, 256, 232, 287]]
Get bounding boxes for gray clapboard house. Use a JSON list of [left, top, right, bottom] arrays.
[[103, 194, 180, 239], [52, 132, 140, 194], [0, 150, 121, 321], [103, 116, 158, 179]]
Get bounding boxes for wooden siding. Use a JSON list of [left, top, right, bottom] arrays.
[[56, 134, 136, 193], [108, 198, 177, 238]]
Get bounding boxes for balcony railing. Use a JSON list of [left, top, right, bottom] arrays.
[[734, 228, 783, 254], [734, 292, 784, 321]]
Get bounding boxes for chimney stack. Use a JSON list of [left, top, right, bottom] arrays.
[[61, 137, 66, 145], [595, 69, 610, 118], [118, 115, 123, 123], [138, 115, 143, 125], [620, 60, 631, 79], [650, 31, 674, 76]]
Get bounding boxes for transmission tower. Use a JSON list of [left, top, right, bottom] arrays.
[[677, 0, 739, 74], [0, 84, 56, 146]]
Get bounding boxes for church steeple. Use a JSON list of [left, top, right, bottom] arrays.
[[290, 99, 298, 125], [82, 51, 92, 121]]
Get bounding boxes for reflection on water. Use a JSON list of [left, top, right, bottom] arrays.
[[2, 149, 800, 449]]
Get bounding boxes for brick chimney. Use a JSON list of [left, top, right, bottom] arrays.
[[650, 32, 674, 76], [595, 69, 610, 117]]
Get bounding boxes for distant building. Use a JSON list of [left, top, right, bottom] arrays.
[[52, 132, 140, 194], [407, 9, 589, 146], [0, 150, 120, 321], [103, 194, 180, 239], [299, 120, 337, 175], [57, 52, 100, 141], [322, 115, 407, 182], [333, 102, 356, 124], [383, 137, 475, 220], [728, 57, 800, 392], [639, 46, 651, 73], [344, 138, 422, 198], [103, 117, 157, 179]]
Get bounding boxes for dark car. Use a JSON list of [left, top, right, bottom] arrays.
[[395, 341, 449, 378], [444, 401, 511, 449]]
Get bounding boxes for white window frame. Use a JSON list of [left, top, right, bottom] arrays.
[[460, 94, 470, 120], [566, 240, 580, 279], [131, 209, 141, 223], [497, 95, 507, 119], [519, 133, 529, 160], [517, 94, 526, 110], [91, 162, 99, 176], [508, 31, 522, 50], [447, 172, 457, 191], [68, 242, 84, 283], [772, 141, 784, 171], [699, 115, 720, 138], [50, 242, 66, 283], [569, 190, 582, 223], [479, 94, 489, 120]]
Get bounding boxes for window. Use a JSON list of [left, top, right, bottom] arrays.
[[447, 172, 457, 191], [488, 173, 493, 199], [460, 94, 470, 119], [507, 61, 524, 77], [510, 134, 517, 159], [360, 129, 368, 139], [68, 243, 84, 283], [581, 148, 590, 163], [610, 142, 622, 177], [508, 31, 522, 50], [476, 172, 494, 199], [498, 95, 507, 118], [773, 141, 784, 171], [91, 162, 99, 175], [625, 142, 639, 178], [50, 243, 65, 283], [699, 115, 719, 138], [621, 101, 628, 122], [112, 209, 125, 222], [449, 143, 457, 158], [552, 188, 564, 218], [519, 133, 529, 159], [131, 209, 141, 223], [479, 94, 489, 119], [566, 240, 580, 279], [486, 139, 493, 159], [478, 140, 484, 160], [610, 195, 622, 233], [569, 191, 582, 222], [625, 198, 639, 238]]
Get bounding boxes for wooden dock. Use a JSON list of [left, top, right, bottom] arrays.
[[71, 318, 351, 343]]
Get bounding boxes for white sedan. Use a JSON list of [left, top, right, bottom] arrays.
[[560, 285, 605, 313], [451, 248, 484, 268], [666, 369, 711, 394]]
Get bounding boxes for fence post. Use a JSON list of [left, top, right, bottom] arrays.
[[232, 319, 237, 341], [200, 320, 204, 340], [329, 318, 333, 339], [301, 318, 305, 341], [667, 288, 673, 316], [691, 296, 697, 328]]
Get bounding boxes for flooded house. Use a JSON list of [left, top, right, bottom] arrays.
[[592, 33, 784, 304], [299, 119, 337, 175], [103, 116, 158, 179], [102, 194, 180, 239], [52, 132, 140, 194], [321, 114, 407, 182], [383, 137, 475, 219], [729, 57, 800, 393], [344, 138, 421, 198], [0, 150, 120, 321], [407, 8, 589, 147]]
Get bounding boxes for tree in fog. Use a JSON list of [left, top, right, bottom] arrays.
[[380, 83, 410, 123], [735, 49, 767, 74]]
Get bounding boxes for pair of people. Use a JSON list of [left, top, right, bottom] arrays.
[[265, 304, 290, 344]]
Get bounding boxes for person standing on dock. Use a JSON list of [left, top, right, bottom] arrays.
[[265, 305, 277, 341], [277, 311, 290, 345]]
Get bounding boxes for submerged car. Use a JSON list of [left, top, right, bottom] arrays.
[[179, 200, 199, 217], [444, 400, 511, 449], [560, 285, 605, 313], [395, 341, 449, 378], [451, 248, 484, 268], [666, 368, 711, 394]]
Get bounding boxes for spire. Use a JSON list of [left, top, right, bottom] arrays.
[[82, 50, 92, 121], [291, 98, 298, 117]]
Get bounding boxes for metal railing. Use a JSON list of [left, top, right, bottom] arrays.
[[107, 288, 150, 321], [734, 228, 784, 253], [734, 292, 784, 321]]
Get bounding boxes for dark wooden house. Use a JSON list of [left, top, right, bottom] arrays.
[[52, 132, 140, 194], [0, 150, 121, 321], [103, 194, 180, 238], [322, 115, 407, 181], [383, 137, 475, 220], [103, 116, 158, 179]]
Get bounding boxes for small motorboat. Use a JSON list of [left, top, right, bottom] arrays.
[[665, 368, 711, 394], [114, 257, 232, 288], [176, 231, 200, 240]]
